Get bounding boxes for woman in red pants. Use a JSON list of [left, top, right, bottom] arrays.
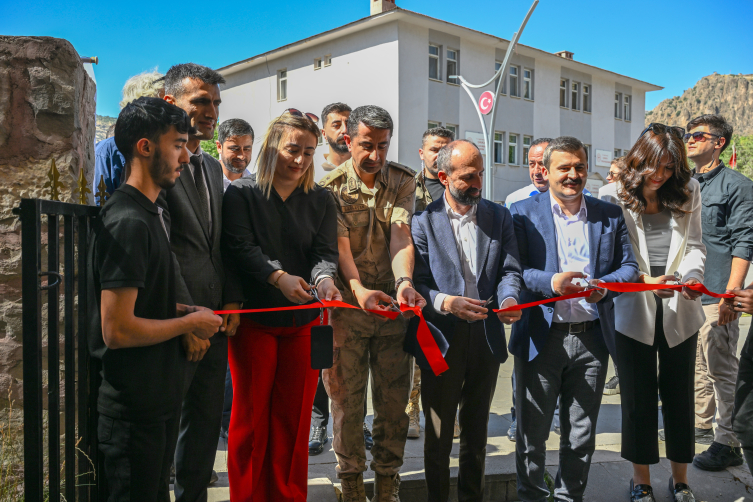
[[221, 111, 341, 501]]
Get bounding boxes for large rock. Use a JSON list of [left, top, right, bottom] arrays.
[[0, 36, 96, 406], [646, 73, 753, 135]]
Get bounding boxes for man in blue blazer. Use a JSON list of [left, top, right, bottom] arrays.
[[408, 139, 523, 502], [508, 136, 638, 502]]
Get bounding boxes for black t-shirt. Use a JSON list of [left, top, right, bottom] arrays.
[[424, 176, 445, 202], [87, 184, 184, 421]]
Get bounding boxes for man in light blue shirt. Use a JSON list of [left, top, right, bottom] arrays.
[[509, 136, 637, 502], [93, 70, 164, 205]]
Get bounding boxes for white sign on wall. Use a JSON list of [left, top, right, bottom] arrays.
[[465, 131, 486, 156], [595, 149, 613, 168]]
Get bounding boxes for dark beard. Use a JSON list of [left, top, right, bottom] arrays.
[[150, 147, 177, 190], [424, 159, 439, 176], [449, 182, 481, 205], [221, 155, 247, 174], [327, 135, 349, 154]]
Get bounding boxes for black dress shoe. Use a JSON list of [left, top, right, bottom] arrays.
[[630, 479, 656, 502], [363, 422, 374, 450], [668, 476, 695, 502], [308, 426, 328, 456]]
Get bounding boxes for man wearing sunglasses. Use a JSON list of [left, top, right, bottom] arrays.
[[683, 114, 753, 472]]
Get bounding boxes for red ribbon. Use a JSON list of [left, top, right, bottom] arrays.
[[494, 282, 733, 313], [216, 282, 732, 376], [214, 300, 450, 376]]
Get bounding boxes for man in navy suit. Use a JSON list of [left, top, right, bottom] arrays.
[[409, 139, 523, 502], [508, 136, 638, 502]]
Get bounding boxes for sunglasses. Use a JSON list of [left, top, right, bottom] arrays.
[[682, 131, 721, 143], [283, 108, 319, 124], [638, 123, 686, 141]]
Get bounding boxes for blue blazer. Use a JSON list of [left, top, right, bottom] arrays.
[[407, 197, 522, 369], [508, 192, 639, 361]]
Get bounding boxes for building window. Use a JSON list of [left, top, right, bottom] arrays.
[[509, 66, 519, 97], [560, 79, 568, 108], [571, 82, 580, 111], [583, 84, 591, 112], [614, 148, 621, 158], [429, 45, 440, 80], [314, 58, 322, 70], [523, 68, 533, 99], [317, 133, 324, 146], [277, 69, 287, 101], [509, 134, 519, 165], [624, 95, 631, 121], [523, 136, 532, 165], [494, 61, 507, 94], [428, 121, 441, 129], [324, 54, 332, 67], [615, 93, 622, 119], [494, 132, 504, 164], [446, 49, 459, 84], [445, 124, 458, 139]]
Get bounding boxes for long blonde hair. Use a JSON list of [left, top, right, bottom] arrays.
[[255, 114, 320, 198]]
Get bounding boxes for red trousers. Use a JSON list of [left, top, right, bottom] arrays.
[[227, 318, 319, 502]]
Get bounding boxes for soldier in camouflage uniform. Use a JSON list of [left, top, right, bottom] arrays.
[[408, 127, 454, 440], [320, 105, 426, 502]]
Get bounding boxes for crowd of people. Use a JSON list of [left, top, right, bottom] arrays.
[[87, 62, 753, 502]]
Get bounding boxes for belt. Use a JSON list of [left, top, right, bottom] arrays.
[[551, 319, 600, 333]]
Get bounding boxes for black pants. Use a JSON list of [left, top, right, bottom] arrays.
[[221, 364, 232, 433], [174, 337, 228, 502], [422, 321, 499, 502], [312, 370, 368, 429], [733, 323, 753, 449], [98, 410, 181, 502], [615, 294, 697, 465]]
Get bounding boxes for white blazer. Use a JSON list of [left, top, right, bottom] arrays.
[[599, 179, 706, 347]]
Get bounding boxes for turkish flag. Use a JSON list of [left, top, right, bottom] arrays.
[[730, 144, 737, 169]]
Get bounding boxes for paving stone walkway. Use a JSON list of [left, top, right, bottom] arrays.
[[182, 317, 753, 501]]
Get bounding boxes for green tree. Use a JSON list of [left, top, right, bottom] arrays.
[[201, 127, 219, 159], [721, 134, 753, 181]]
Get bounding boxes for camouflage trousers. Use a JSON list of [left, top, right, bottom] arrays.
[[323, 307, 412, 478]]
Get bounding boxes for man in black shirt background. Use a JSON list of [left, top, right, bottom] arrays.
[[686, 114, 753, 471], [160, 63, 243, 500], [414, 126, 454, 212], [89, 97, 222, 502]]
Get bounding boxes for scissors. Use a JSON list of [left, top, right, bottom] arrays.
[[481, 295, 494, 307], [309, 283, 325, 306]]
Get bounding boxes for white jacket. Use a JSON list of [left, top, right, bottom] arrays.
[[599, 179, 706, 347]]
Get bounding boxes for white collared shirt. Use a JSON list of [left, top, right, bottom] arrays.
[[548, 192, 598, 322], [505, 183, 545, 208], [434, 194, 480, 313], [222, 168, 252, 192]]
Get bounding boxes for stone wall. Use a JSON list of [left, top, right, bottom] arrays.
[[0, 36, 96, 406]]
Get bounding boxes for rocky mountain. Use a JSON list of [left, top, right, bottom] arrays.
[[645, 73, 753, 134], [95, 114, 116, 143]]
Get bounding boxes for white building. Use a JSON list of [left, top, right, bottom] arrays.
[[217, 0, 662, 202]]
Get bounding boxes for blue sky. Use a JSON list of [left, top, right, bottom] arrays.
[[4, 0, 752, 118]]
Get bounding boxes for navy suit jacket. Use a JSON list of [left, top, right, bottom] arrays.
[[508, 192, 639, 361], [407, 197, 523, 369]]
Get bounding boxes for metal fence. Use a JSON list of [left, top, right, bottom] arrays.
[[16, 198, 104, 502]]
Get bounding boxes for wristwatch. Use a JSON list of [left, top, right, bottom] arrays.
[[395, 277, 414, 291]]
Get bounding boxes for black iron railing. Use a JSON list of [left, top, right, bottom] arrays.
[[16, 199, 104, 502]]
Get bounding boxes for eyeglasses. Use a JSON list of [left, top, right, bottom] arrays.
[[282, 108, 319, 124], [682, 131, 721, 143], [638, 123, 686, 141]]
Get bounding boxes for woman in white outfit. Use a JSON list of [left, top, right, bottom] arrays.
[[600, 123, 706, 502]]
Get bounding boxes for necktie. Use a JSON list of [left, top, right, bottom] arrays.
[[192, 156, 210, 230]]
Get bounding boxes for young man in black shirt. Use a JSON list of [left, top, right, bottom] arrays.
[[88, 97, 223, 502]]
